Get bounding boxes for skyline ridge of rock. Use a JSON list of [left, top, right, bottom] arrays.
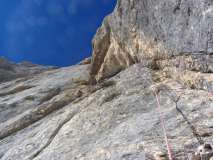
[[0, 57, 57, 83]]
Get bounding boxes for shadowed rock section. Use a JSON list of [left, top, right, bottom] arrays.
[[90, 0, 213, 82], [0, 57, 56, 83]]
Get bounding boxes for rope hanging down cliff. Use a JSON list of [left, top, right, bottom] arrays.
[[154, 91, 174, 160], [152, 86, 208, 159]]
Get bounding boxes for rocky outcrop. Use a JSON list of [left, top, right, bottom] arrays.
[[0, 57, 56, 83], [91, 0, 213, 82], [0, 0, 213, 159], [0, 63, 212, 160]]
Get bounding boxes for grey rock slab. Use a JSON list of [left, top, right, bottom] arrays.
[[0, 64, 211, 159], [33, 72, 212, 159], [0, 0, 213, 158]]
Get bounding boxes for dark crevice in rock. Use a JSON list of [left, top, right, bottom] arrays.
[[99, 80, 117, 88], [89, 80, 117, 95], [0, 152, 4, 159], [200, 132, 212, 138], [187, 7, 191, 16], [25, 95, 36, 101], [173, 0, 182, 14], [101, 90, 121, 105], [0, 85, 35, 97], [39, 88, 61, 105], [129, 0, 135, 10]]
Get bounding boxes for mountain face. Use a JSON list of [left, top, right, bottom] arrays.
[[0, 57, 56, 83], [0, 0, 213, 160]]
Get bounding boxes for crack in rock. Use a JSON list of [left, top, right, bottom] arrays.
[[29, 110, 79, 160], [165, 91, 205, 145], [0, 93, 80, 140]]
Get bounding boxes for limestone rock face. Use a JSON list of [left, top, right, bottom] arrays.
[[0, 62, 212, 160], [91, 0, 213, 81], [0, 0, 213, 159]]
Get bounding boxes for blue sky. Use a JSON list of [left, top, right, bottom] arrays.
[[0, 0, 116, 66]]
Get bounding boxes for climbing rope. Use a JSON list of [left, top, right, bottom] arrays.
[[154, 92, 174, 160]]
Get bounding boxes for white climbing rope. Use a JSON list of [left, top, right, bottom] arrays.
[[154, 92, 174, 160]]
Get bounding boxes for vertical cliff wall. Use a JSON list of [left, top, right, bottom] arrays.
[[90, 0, 213, 82]]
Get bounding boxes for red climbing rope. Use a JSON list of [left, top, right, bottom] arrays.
[[154, 92, 174, 160]]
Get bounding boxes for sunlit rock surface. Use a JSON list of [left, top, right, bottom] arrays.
[[0, 0, 213, 159], [0, 62, 212, 159], [91, 0, 213, 81]]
